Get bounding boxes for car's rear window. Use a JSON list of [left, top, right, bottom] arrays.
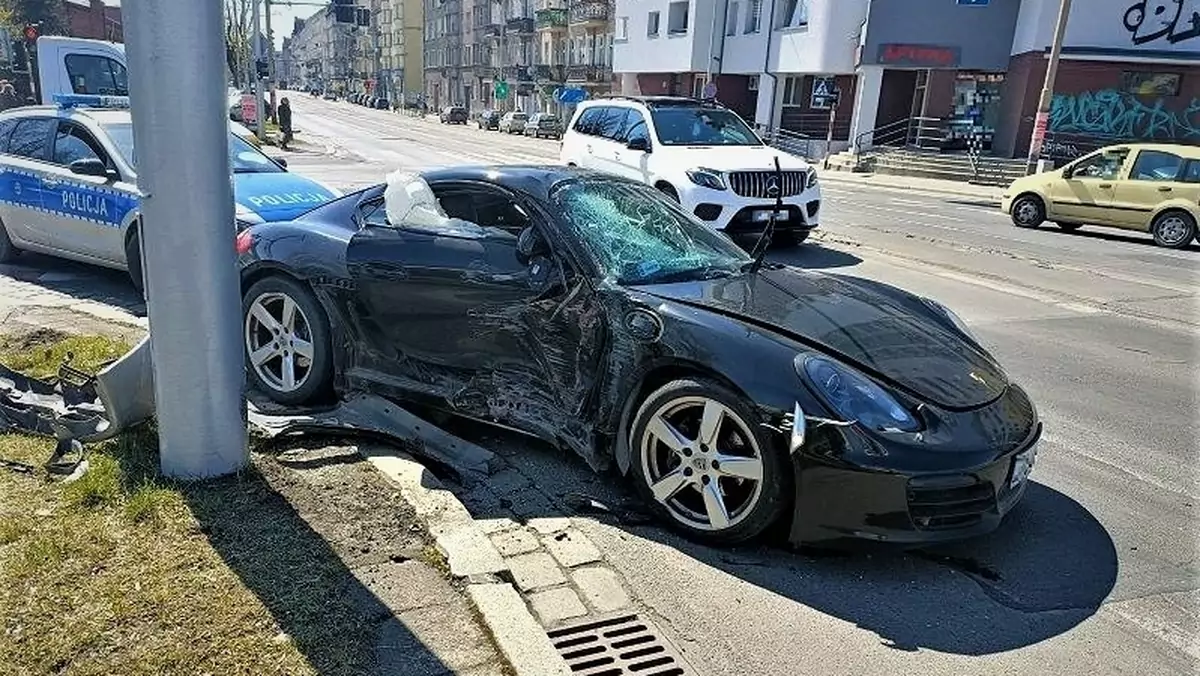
[[513, 113, 528, 120]]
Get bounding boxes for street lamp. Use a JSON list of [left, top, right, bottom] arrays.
[[1025, 0, 1073, 175]]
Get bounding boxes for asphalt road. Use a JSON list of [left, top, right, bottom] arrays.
[[3, 95, 1196, 675]]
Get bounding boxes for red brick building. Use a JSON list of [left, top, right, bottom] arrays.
[[63, 0, 123, 43]]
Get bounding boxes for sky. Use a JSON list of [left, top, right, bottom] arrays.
[[266, 1, 326, 49]]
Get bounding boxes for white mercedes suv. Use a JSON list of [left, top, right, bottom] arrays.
[[560, 96, 820, 244]]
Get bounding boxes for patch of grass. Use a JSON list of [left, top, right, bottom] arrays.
[[0, 331, 129, 379], [0, 331, 320, 676]]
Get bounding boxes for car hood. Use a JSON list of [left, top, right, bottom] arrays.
[[637, 267, 1009, 410], [668, 145, 811, 172], [233, 172, 340, 222]]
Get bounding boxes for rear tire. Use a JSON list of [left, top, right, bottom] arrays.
[[0, 219, 18, 263], [241, 275, 333, 405], [125, 228, 145, 297], [1151, 210, 1197, 249]]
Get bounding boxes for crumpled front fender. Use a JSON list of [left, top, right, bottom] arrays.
[[0, 336, 155, 443]]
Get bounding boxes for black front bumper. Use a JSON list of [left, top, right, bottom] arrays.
[[786, 422, 1041, 546]]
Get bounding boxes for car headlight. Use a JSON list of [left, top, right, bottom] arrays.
[[806, 167, 818, 190], [686, 167, 726, 190], [799, 356, 921, 432], [921, 298, 977, 341]]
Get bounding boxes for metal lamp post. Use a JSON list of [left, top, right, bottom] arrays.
[[1025, 0, 1073, 175], [122, 0, 248, 478]]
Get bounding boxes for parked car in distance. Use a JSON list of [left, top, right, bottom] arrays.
[[478, 109, 501, 130], [499, 111, 528, 134], [440, 106, 468, 124], [235, 166, 1042, 548], [524, 112, 563, 140], [560, 95, 821, 246], [1002, 142, 1200, 248]]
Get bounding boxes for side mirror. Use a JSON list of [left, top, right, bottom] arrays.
[[69, 158, 111, 178], [1061, 166, 1073, 179], [627, 136, 650, 152], [275, 157, 288, 169], [516, 226, 550, 266]]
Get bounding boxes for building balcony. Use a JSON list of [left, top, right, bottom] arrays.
[[482, 23, 503, 38], [474, 65, 497, 79], [569, 1, 608, 26], [502, 65, 533, 82], [533, 64, 565, 82], [565, 64, 609, 83], [506, 17, 535, 34], [536, 8, 567, 30]]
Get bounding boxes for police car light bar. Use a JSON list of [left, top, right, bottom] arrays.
[[53, 93, 132, 109]]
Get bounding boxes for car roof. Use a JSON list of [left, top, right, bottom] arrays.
[[419, 164, 625, 199], [0, 104, 130, 125], [583, 95, 728, 110], [1101, 141, 1200, 157]]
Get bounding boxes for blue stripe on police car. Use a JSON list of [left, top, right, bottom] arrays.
[[233, 172, 337, 222]]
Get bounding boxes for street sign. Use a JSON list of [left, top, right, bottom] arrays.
[[241, 93, 257, 123], [810, 77, 839, 109], [494, 79, 509, 100], [702, 81, 717, 99]]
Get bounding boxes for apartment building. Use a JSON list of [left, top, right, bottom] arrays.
[[424, 0, 613, 113], [614, 0, 1200, 160]]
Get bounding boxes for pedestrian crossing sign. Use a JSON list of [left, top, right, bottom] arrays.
[[810, 77, 839, 109]]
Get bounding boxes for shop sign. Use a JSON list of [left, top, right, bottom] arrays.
[[877, 43, 962, 67]]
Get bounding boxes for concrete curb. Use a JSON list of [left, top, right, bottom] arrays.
[[362, 445, 571, 676]]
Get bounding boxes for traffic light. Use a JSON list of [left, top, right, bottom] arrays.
[[255, 57, 269, 79]]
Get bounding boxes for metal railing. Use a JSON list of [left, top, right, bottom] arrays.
[[852, 116, 945, 166], [569, 0, 609, 24], [760, 127, 814, 159]]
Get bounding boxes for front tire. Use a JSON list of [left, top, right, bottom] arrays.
[[1150, 210, 1197, 249], [629, 378, 791, 545], [1010, 194, 1046, 228], [242, 275, 333, 405]]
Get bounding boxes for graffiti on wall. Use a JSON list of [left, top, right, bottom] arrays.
[[1049, 89, 1200, 142], [1123, 1, 1200, 45]]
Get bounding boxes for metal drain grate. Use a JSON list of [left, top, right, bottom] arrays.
[[547, 613, 696, 676]]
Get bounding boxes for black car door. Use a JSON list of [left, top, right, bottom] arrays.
[[344, 179, 606, 435]]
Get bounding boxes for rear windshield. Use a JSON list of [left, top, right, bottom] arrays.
[[512, 113, 528, 120]]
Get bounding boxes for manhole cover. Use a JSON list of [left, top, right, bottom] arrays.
[[547, 613, 696, 675]]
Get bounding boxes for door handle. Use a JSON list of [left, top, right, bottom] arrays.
[[1098, 183, 1112, 188], [1157, 186, 1173, 192]]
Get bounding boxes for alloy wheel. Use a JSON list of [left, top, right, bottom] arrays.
[[244, 291, 316, 393], [639, 396, 766, 532], [1154, 214, 1192, 247], [1013, 197, 1042, 227]]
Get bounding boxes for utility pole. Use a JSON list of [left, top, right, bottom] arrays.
[[122, 0, 248, 478], [252, 0, 266, 139], [371, 0, 384, 102], [1025, 0, 1072, 175], [265, 0, 276, 122]]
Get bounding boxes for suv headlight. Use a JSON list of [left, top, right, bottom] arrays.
[[806, 167, 818, 190], [799, 356, 921, 433], [686, 167, 726, 190], [921, 298, 977, 341]]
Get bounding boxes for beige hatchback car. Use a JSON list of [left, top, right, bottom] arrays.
[[1001, 143, 1200, 248]]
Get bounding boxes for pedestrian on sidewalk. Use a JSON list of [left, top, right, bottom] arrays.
[[278, 96, 293, 151], [0, 82, 21, 111]]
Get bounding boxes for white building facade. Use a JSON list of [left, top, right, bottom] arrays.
[[614, 0, 1200, 159]]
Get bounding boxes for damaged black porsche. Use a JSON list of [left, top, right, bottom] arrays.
[[234, 165, 1041, 546]]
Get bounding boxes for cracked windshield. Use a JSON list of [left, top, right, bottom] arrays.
[[0, 1, 1194, 676]]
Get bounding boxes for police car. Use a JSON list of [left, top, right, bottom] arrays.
[[0, 94, 340, 292]]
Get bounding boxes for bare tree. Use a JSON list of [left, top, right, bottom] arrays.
[[225, 0, 253, 88]]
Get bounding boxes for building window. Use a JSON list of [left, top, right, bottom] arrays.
[[668, 2, 689, 34], [616, 16, 628, 41], [726, 2, 740, 36], [647, 11, 660, 36], [745, 0, 762, 33], [692, 75, 706, 99], [777, 0, 808, 29]]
